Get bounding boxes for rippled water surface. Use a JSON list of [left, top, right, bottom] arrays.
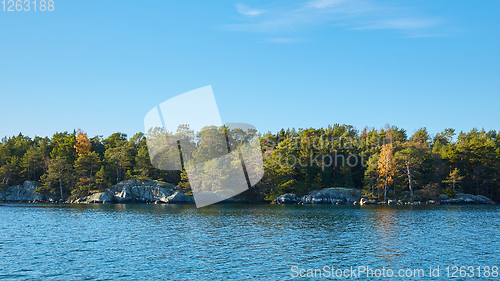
[[1, 204, 499, 280]]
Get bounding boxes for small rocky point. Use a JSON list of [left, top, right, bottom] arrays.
[[271, 188, 360, 205]]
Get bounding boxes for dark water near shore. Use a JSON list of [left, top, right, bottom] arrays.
[[1, 204, 499, 280]]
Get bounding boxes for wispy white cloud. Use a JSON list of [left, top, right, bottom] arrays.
[[227, 0, 446, 39], [236, 4, 264, 16]]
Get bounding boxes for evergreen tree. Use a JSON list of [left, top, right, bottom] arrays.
[[39, 156, 73, 200], [22, 146, 44, 182]]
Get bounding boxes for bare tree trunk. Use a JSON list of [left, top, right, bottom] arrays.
[[407, 163, 413, 201], [5, 170, 11, 186], [59, 176, 63, 201], [59, 180, 63, 200], [384, 154, 389, 203], [89, 164, 94, 196], [58, 167, 64, 201], [384, 173, 388, 203], [119, 154, 123, 182]]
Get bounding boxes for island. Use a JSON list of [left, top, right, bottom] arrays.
[[1, 126, 499, 205]]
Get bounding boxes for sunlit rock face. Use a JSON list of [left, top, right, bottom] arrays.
[[165, 191, 194, 204], [72, 179, 195, 204], [105, 179, 176, 203], [75, 192, 113, 204]]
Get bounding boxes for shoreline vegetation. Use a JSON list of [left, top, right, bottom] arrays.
[[1, 125, 500, 205], [0, 179, 496, 206]]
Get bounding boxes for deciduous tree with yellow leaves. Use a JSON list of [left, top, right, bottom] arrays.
[[74, 129, 91, 157], [377, 143, 394, 202]]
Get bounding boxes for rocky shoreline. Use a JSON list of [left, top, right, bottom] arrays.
[[0, 179, 247, 205], [0, 180, 497, 205], [271, 191, 496, 205], [70, 179, 193, 204]]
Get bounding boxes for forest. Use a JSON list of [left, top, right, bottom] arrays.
[[1, 124, 499, 202]]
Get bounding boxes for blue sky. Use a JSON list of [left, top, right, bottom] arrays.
[[1, 0, 499, 139]]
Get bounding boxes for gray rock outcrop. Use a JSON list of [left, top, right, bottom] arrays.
[[271, 193, 298, 204], [106, 179, 176, 203], [0, 181, 44, 202], [272, 188, 361, 205], [165, 191, 195, 204], [72, 179, 196, 204], [359, 198, 377, 205], [76, 192, 113, 204], [301, 188, 358, 204], [441, 194, 494, 205], [438, 194, 449, 200]]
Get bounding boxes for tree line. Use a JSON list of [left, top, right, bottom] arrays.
[[0, 130, 171, 200], [255, 125, 500, 202], [1, 125, 499, 202]]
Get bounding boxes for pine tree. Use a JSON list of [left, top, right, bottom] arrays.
[[134, 145, 153, 179], [444, 168, 464, 191], [73, 151, 101, 196], [39, 156, 73, 200], [22, 146, 44, 181], [394, 142, 429, 201]]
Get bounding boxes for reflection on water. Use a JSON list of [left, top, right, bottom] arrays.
[[0, 204, 499, 280], [372, 208, 401, 264]]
